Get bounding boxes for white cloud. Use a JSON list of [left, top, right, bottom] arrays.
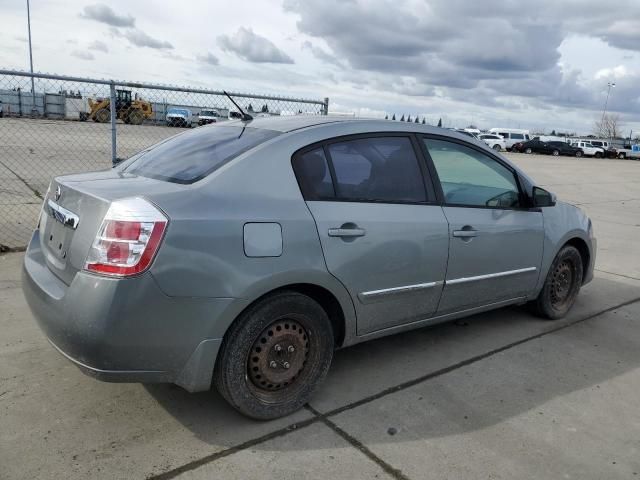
[[595, 65, 629, 80]]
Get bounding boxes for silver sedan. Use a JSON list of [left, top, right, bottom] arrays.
[[23, 116, 596, 419]]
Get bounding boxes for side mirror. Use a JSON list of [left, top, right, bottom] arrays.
[[532, 186, 556, 207]]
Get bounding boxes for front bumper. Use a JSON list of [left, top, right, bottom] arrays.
[[22, 230, 241, 391]]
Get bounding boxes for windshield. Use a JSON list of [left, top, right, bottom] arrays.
[[201, 110, 217, 116], [124, 126, 280, 184], [167, 108, 190, 116]]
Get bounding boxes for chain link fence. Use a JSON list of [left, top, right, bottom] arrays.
[[0, 70, 329, 250]]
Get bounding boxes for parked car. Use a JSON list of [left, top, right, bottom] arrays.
[[570, 141, 604, 158], [166, 108, 192, 127], [478, 133, 507, 151], [517, 139, 584, 157], [616, 145, 640, 160], [23, 117, 596, 420], [488, 128, 531, 150], [588, 140, 617, 158], [0, 100, 3, 118], [198, 109, 221, 126]]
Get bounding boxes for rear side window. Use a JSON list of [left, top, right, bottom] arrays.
[[511, 133, 524, 140], [499, 132, 509, 138], [124, 126, 280, 184], [292, 148, 335, 200], [292, 136, 429, 203], [328, 137, 427, 203]]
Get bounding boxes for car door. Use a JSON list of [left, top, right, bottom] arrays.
[[292, 135, 449, 334], [421, 137, 544, 314]]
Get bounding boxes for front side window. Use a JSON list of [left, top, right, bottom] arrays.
[[511, 133, 525, 140], [124, 126, 280, 184], [423, 138, 521, 208], [327, 137, 427, 203]]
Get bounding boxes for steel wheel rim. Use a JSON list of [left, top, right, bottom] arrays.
[[550, 260, 574, 309], [247, 318, 310, 393]]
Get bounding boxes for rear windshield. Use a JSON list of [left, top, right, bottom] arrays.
[[124, 126, 280, 184]]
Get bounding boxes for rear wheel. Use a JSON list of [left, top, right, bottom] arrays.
[[575, 150, 583, 157], [531, 245, 583, 320], [618, 152, 626, 159], [128, 110, 144, 125], [492, 144, 501, 151], [213, 291, 334, 420], [552, 149, 560, 156], [94, 108, 110, 123]]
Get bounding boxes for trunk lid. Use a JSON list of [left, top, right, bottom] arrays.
[[39, 170, 182, 285]]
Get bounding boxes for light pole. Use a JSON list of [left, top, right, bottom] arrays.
[[600, 81, 615, 129], [27, 0, 37, 115]]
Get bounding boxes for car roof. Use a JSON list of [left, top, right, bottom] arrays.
[[224, 115, 472, 138]]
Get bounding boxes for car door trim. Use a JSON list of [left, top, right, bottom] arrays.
[[358, 281, 441, 303], [446, 267, 537, 286]]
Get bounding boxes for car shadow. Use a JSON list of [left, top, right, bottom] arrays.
[[145, 274, 640, 452]]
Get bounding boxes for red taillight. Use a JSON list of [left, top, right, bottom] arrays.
[[84, 198, 167, 277]]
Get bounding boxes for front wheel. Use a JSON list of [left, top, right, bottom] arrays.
[[595, 152, 603, 158], [552, 149, 560, 156], [214, 291, 334, 420], [531, 245, 583, 320], [618, 152, 626, 159], [575, 150, 583, 157], [492, 144, 501, 151], [525, 147, 533, 154]]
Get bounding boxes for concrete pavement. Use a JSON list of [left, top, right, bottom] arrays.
[[1, 155, 639, 479]]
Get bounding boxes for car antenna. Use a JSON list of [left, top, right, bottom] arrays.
[[223, 91, 253, 122]]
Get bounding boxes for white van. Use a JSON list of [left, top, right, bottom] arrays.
[[488, 128, 531, 150]]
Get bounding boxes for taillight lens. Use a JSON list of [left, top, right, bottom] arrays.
[[84, 197, 167, 277]]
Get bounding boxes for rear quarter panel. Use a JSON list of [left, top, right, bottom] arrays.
[[146, 133, 358, 343]]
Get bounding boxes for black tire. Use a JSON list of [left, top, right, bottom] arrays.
[[618, 152, 626, 159], [95, 108, 110, 123], [492, 144, 501, 151], [552, 149, 560, 156], [213, 291, 334, 420], [575, 150, 583, 157], [525, 147, 533, 154], [128, 110, 144, 125], [531, 245, 583, 320], [595, 152, 603, 158]]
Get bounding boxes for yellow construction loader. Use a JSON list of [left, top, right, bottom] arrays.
[[88, 89, 153, 125]]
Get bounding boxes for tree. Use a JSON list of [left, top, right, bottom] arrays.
[[594, 113, 622, 139], [400, 114, 405, 122], [550, 129, 556, 136], [385, 114, 388, 120], [414, 116, 419, 123], [391, 114, 396, 120], [437, 118, 442, 127], [247, 103, 254, 112], [422, 118, 426, 124], [261, 104, 269, 113], [407, 115, 411, 122]]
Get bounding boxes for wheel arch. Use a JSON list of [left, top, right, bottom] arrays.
[[563, 236, 591, 284]]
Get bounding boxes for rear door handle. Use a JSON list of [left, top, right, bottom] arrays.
[[452, 229, 477, 238], [328, 227, 366, 237]]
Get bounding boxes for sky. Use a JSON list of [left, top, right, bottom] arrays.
[[1, 0, 639, 135]]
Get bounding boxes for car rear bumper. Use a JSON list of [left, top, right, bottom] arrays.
[[22, 229, 243, 392]]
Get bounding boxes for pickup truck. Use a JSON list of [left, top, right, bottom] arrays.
[[616, 146, 640, 160]]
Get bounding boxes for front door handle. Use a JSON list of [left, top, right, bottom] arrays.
[[452, 229, 477, 238], [328, 227, 366, 237]]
